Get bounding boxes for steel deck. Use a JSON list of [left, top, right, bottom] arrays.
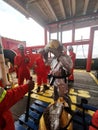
[[10, 70, 98, 129]]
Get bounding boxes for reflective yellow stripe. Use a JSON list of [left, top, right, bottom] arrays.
[[0, 90, 7, 102]]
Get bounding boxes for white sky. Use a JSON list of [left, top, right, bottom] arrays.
[[0, 0, 44, 46], [0, 0, 98, 58]]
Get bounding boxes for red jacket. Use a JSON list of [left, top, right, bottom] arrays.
[[33, 54, 50, 86], [14, 53, 30, 85], [0, 84, 29, 130], [34, 55, 49, 76], [14, 53, 30, 70]]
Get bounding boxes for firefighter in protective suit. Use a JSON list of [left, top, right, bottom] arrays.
[[0, 80, 34, 130], [44, 40, 73, 100], [38, 40, 73, 130], [14, 44, 30, 85]]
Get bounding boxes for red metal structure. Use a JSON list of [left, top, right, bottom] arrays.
[[42, 25, 98, 72], [1, 26, 98, 72], [2, 36, 26, 53], [2, 0, 98, 72], [1, 36, 42, 68]]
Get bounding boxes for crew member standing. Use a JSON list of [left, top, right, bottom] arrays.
[[14, 44, 30, 85], [33, 49, 50, 93], [68, 46, 76, 83]]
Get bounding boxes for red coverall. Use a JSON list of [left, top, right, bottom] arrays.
[[89, 110, 98, 130], [0, 84, 29, 130], [14, 53, 30, 85], [68, 50, 76, 81], [34, 55, 50, 87]]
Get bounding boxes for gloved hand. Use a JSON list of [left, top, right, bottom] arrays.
[[26, 79, 35, 91], [24, 58, 29, 63]]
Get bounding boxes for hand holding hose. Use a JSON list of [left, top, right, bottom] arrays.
[[26, 77, 35, 91]]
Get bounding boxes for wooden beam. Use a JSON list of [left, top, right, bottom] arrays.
[[94, 1, 98, 12], [27, 0, 36, 4], [58, 0, 66, 18], [71, 0, 76, 16], [68, 0, 72, 16], [44, 0, 58, 21], [83, 0, 89, 15], [35, 2, 49, 18], [4, 0, 30, 18]]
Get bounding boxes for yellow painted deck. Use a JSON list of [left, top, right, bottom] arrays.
[[10, 70, 98, 121]]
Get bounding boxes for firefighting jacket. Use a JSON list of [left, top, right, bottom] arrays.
[[0, 84, 29, 130]]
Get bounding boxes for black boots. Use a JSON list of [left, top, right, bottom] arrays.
[[44, 85, 49, 91], [42, 85, 49, 93], [37, 85, 49, 93], [36, 86, 40, 92]]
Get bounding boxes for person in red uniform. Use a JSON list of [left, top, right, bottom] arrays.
[[14, 44, 30, 85], [33, 49, 50, 92], [0, 79, 34, 130], [68, 46, 76, 83]]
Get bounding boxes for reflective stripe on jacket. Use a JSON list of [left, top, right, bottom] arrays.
[[0, 87, 6, 102]]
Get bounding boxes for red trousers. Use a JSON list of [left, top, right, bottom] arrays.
[[37, 73, 47, 86], [34, 55, 50, 86], [68, 68, 74, 81], [18, 66, 30, 85]]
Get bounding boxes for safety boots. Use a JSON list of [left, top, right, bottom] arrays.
[[36, 86, 40, 92], [44, 85, 49, 90], [37, 85, 49, 93], [42, 85, 49, 93]]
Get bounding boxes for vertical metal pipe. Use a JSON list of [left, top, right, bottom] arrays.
[[49, 27, 51, 41], [86, 28, 94, 72], [72, 23, 75, 43], [0, 36, 8, 87], [60, 25, 62, 43], [57, 24, 59, 40], [44, 27, 47, 45]]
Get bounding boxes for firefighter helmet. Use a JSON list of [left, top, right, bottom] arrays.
[[49, 40, 60, 49], [68, 46, 73, 51]]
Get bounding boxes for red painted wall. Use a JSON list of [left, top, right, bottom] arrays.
[[1, 36, 26, 53], [1, 36, 41, 68]]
